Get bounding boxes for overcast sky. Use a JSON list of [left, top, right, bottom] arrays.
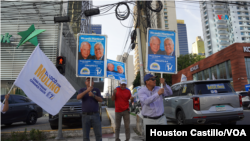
[[91, 0, 203, 94]]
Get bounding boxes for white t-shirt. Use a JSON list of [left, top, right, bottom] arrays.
[[1, 102, 5, 114]]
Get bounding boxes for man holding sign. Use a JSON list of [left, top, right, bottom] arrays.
[[1, 94, 10, 113], [77, 77, 103, 141], [138, 74, 172, 139]]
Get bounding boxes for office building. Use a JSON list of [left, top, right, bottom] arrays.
[[200, 1, 250, 57], [192, 36, 205, 56], [177, 19, 189, 55]]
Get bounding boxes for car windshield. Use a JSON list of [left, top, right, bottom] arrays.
[[239, 92, 248, 97], [194, 82, 235, 95]]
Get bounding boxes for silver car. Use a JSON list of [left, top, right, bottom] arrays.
[[164, 80, 244, 125]]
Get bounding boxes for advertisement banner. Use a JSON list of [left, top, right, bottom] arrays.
[[106, 59, 126, 80], [76, 34, 107, 77], [146, 28, 177, 74]]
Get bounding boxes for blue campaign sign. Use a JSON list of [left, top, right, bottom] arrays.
[[76, 34, 107, 77], [106, 59, 126, 80], [146, 28, 177, 74], [245, 84, 250, 91]]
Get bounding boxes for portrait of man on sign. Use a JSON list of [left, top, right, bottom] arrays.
[[94, 42, 104, 60], [148, 36, 164, 55], [117, 65, 124, 74], [78, 42, 94, 60], [107, 63, 118, 73], [164, 37, 175, 56]]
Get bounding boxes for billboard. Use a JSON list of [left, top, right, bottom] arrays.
[[146, 28, 177, 74], [76, 34, 107, 77], [106, 59, 126, 80]]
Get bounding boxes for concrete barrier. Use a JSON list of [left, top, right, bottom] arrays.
[[105, 108, 115, 133]]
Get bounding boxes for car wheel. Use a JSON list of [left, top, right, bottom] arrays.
[[4, 123, 12, 126], [50, 124, 58, 130], [26, 112, 37, 125], [177, 111, 185, 125]]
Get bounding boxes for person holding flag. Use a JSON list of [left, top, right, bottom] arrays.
[[1, 94, 10, 113], [77, 77, 103, 141]]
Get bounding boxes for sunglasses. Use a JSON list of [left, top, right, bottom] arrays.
[[147, 78, 156, 81]]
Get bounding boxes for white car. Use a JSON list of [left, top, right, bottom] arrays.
[[236, 91, 250, 109]]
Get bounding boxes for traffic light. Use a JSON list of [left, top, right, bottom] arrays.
[[56, 56, 66, 75]]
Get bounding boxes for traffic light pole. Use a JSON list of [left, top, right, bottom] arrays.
[[55, 22, 64, 140]]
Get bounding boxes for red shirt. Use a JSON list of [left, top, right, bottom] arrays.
[[115, 87, 131, 112]]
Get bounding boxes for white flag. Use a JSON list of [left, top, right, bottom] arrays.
[[181, 74, 187, 82], [212, 73, 216, 80], [14, 45, 76, 115]]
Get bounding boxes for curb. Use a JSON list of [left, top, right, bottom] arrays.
[[2, 108, 114, 139], [106, 108, 116, 133]]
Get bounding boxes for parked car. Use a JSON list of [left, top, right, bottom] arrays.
[[236, 91, 250, 109], [1, 94, 43, 126], [49, 92, 102, 129], [164, 80, 244, 125]]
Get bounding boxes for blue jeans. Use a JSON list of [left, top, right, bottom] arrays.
[[81, 113, 102, 141]]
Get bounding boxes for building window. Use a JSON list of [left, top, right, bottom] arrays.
[[197, 71, 203, 80], [246, 17, 250, 20], [244, 7, 248, 10], [165, 21, 168, 24], [237, 12, 241, 14], [245, 58, 250, 83], [227, 60, 232, 79], [211, 66, 218, 79], [249, 32, 250, 35], [242, 37, 245, 40], [241, 32, 245, 35], [237, 7, 240, 9], [238, 16, 242, 19], [165, 25, 168, 28], [204, 69, 210, 80], [247, 22, 250, 25], [240, 27, 244, 30], [219, 62, 227, 79], [193, 74, 197, 81], [246, 12, 249, 15], [248, 27, 250, 30], [164, 17, 167, 19], [164, 13, 167, 16], [239, 21, 243, 24]]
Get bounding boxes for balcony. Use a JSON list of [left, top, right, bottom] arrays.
[[218, 30, 228, 34], [215, 10, 225, 14], [203, 4, 206, 8], [214, 5, 224, 9], [204, 13, 208, 17], [220, 41, 230, 45], [206, 33, 210, 37], [217, 20, 227, 24], [208, 43, 212, 47], [207, 38, 211, 42], [217, 25, 227, 29], [219, 36, 229, 40], [205, 23, 209, 27], [206, 28, 209, 32]]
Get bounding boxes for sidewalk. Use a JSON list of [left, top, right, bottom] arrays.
[[47, 108, 144, 141]]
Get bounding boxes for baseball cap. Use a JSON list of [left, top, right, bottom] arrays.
[[144, 73, 158, 82], [120, 78, 127, 84]]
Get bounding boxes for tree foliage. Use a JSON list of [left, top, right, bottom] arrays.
[[132, 71, 141, 89], [177, 54, 204, 71]]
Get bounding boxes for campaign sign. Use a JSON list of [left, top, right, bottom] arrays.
[[106, 59, 126, 80], [146, 28, 177, 74], [245, 84, 250, 91], [76, 34, 107, 77]]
